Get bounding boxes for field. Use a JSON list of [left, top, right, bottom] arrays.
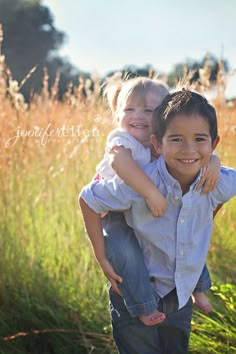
[[0, 55, 236, 353]]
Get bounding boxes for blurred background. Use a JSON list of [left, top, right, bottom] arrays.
[[0, 0, 235, 100]]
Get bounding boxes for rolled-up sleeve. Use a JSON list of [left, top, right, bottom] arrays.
[[210, 166, 236, 208], [79, 178, 133, 213]]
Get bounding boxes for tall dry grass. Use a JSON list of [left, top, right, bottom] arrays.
[[0, 23, 235, 353]]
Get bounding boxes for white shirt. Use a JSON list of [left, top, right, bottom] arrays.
[[96, 129, 151, 179]]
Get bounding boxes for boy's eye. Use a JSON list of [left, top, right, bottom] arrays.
[[196, 137, 206, 142], [171, 138, 182, 142], [144, 109, 154, 113]]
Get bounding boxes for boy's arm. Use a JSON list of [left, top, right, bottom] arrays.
[[109, 146, 167, 217], [195, 154, 221, 194], [79, 197, 122, 295], [213, 203, 223, 218]]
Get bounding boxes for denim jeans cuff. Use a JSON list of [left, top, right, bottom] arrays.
[[126, 299, 157, 317], [193, 279, 212, 293]]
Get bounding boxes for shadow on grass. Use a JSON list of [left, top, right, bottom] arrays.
[[0, 265, 115, 354]]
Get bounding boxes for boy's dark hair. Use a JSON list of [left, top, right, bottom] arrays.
[[153, 89, 218, 143]]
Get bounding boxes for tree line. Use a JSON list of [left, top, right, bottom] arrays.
[[0, 0, 229, 100]]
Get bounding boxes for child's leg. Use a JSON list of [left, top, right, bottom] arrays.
[[192, 264, 212, 314], [103, 212, 165, 326]]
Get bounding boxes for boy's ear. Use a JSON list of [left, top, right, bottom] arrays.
[[150, 134, 162, 154], [212, 135, 220, 150]]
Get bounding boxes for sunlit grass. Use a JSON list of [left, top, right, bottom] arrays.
[[0, 35, 236, 352]]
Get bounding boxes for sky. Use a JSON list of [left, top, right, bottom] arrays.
[[42, 0, 236, 98]]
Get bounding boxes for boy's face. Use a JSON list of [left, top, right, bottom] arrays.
[[151, 113, 219, 187]]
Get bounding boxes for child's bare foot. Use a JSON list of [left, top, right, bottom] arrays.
[[192, 292, 213, 314], [139, 309, 166, 326]]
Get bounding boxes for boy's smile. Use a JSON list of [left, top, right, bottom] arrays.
[[151, 113, 219, 192]]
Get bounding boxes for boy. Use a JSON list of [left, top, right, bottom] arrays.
[[79, 89, 236, 353]]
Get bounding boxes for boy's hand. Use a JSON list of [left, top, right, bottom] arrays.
[[99, 258, 123, 296], [145, 190, 167, 217]]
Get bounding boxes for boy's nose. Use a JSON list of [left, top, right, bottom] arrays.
[[182, 141, 196, 152]]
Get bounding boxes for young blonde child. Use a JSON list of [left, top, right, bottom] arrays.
[[90, 77, 220, 326]]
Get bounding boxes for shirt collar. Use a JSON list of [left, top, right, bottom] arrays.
[[158, 155, 202, 193]]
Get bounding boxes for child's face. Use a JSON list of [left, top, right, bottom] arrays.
[[151, 113, 219, 187], [117, 91, 161, 146]]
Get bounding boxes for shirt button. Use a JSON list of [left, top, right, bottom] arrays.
[[180, 249, 184, 255], [180, 218, 184, 224]]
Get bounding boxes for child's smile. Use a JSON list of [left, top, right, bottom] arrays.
[[152, 112, 219, 191], [118, 92, 162, 146]]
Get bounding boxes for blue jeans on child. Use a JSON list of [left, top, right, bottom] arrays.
[[110, 287, 193, 354], [103, 211, 211, 317]]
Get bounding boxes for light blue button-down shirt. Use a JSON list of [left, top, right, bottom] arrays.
[[80, 155, 236, 309]]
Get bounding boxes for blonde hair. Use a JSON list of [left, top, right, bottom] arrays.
[[103, 77, 169, 120]]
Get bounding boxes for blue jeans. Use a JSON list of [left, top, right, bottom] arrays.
[[110, 287, 193, 354], [103, 212, 211, 317], [194, 264, 212, 293]]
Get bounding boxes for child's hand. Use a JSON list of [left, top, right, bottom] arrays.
[[99, 258, 123, 296], [195, 155, 221, 195], [145, 189, 167, 217]]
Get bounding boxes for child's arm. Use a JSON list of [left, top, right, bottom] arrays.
[[195, 154, 221, 195], [109, 146, 167, 217], [213, 203, 223, 218], [79, 197, 122, 295]]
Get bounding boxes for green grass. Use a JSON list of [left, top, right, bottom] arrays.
[[0, 140, 116, 353], [0, 149, 235, 353], [0, 101, 235, 353], [190, 283, 236, 353]]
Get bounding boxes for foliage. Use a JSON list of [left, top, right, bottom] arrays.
[[106, 63, 155, 81], [0, 1, 231, 102], [167, 53, 229, 88], [0, 0, 92, 100], [0, 0, 63, 94], [190, 283, 236, 353], [0, 29, 236, 353]]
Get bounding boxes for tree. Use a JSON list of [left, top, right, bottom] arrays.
[[167, 53, 229, 88], [106, 64, 156, 82], [44, 55, 91, 100], [0, 0, 70, 98]]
